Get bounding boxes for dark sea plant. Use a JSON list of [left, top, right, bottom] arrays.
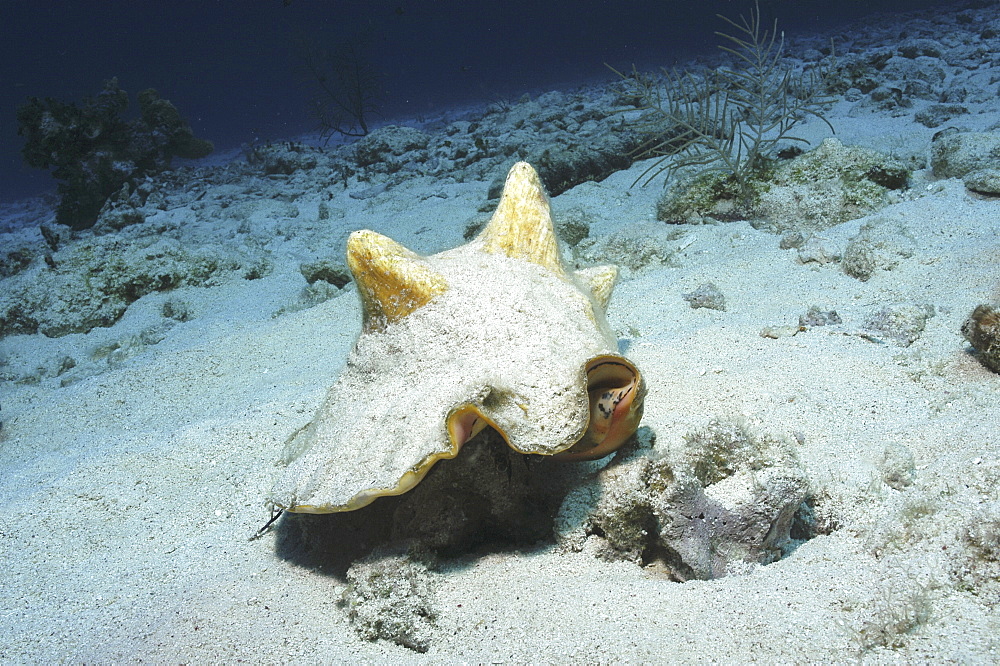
[[299, 34, 382, 143], [611, 2, 835, 204], [17, 78, 213, 230]]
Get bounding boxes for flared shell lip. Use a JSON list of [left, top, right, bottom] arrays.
[[552, 354, 646, 461], [275, 353, 643, 514]]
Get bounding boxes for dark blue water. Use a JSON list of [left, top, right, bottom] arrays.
[[0, 0, 950, 204]]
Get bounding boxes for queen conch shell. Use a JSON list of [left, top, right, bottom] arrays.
[[270, 162, 645, 513]]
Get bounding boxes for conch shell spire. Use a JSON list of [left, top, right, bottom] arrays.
[[346, 229, 448, 332], [478, 162, 563, 274]]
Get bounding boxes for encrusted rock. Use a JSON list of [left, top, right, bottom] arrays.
[[341, 552, 438, 653], [962, 304, 1000, 372], [842, 218, 915, 282], [556, 421, 809, 580], [930, 129, 1000, 180]]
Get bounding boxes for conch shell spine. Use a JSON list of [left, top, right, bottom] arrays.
[[346, 229, 448, 332], [478, 162, 564, 275], [574, 265, 619, 311]]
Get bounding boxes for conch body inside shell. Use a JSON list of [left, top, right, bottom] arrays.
[[270, 162, 645, 513]]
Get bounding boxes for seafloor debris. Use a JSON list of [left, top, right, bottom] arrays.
[[556, 421, 810, 580], [962, 304, 1000, 372], [341, 551, 439, 653], [683, 282, 727, 311]]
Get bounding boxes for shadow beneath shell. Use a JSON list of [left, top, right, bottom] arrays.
[[271, 430, 590, 578]]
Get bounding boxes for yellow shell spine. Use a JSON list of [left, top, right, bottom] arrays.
[[346, 230, 449, 332], [478, 162, 564, 275], [574, 265, 619, 312]]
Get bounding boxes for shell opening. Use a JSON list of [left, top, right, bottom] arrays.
[[555, 356, 645, 461], [448, 406, 491, 446]]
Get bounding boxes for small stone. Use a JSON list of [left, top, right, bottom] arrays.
[[683, 282, 726, 311], [799, 306, 842, 328]]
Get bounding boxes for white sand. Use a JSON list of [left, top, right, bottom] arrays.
[[3, 11, 1000, 662]]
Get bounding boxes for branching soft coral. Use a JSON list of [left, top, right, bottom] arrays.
[[611, 2, 835, 204]]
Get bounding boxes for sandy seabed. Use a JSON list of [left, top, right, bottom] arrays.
[[3, 5, 1000, 662]]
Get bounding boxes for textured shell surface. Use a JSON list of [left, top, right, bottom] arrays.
[[269, 162, 643, 513]]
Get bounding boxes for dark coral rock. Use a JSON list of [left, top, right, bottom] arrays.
[[962, 304, 1000, 373]]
